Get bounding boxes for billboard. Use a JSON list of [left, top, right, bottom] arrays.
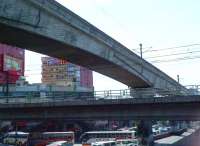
[[3, 55, 23, 73], [42, 57, 67, 66]]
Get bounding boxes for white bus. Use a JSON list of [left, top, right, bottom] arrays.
[[116, 139, 139, 146], [81, 131, 136, 146], [91, 141, 116, 146]]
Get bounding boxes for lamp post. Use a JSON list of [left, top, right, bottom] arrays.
[[139, 43, 143, 58]]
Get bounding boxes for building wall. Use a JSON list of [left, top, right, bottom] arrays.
[[80, 66, 93, 88], [0, 43, 25, 84], [41, 57, 93, 91], [42, 64, 69, 85]]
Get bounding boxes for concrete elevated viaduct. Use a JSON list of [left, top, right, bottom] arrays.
[[0, 95, 200, 120], [0, 0, 186, 91]]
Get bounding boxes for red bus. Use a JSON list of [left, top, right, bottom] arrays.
[[28, 132, 74, 146]]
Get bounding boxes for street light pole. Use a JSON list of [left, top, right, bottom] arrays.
[[177, 75, 180, 83], [139, 43, 143, 58]]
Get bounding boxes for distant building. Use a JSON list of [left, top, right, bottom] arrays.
[[15, 83, 93, 98], [0, 74, 94, 98], [0, 43, 25, 84], [41, 57, 93, 91]]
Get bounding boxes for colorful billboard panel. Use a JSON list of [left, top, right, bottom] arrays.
[[3, 55, 23, 73], [42, 57, 67, 65]]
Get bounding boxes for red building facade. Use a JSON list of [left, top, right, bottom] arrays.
[[80, 66, 93, 88], [0, 43, 25, 84]]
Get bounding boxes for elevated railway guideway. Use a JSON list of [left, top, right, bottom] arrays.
[[0, 0, 187, 93], [0, 95, 199, 120]]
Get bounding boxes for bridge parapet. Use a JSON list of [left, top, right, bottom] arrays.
[[0, 87, 198, 104]]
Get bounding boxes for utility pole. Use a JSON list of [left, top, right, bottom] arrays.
[[139, 43, 143, 58], [177, 75, 180, 83]]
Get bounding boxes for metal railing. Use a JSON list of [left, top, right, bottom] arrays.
[[94, 89, 131, 100], [0, 86, 199, 104]]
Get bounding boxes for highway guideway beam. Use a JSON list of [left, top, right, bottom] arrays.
[[0, 0, 187, 92]]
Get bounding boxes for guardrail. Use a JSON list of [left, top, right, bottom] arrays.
[[0, 87, 199, 104], [0, 96, 83, 104], [94, 89, 131, 99]]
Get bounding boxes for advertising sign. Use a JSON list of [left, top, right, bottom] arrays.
[[42, 57, 67, 65], [3, 55, 23, 72]]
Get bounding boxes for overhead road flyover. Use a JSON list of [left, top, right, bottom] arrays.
[[0, 0, 187, 92], [0, 95, 200, 120]]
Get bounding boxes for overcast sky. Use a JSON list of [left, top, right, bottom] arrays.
[[25, 0, 200, 90]]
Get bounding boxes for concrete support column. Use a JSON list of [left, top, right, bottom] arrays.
[[137, 120, 153, 146]]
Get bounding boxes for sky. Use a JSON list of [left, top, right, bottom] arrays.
[[25, 0, 200, 90]]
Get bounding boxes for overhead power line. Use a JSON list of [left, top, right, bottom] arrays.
[[151, 55, 200, 63], [144, 43, 200, 53], [24, 43, 200, 70], [25, 53, 200, 71], [146, 50, 200, 59]]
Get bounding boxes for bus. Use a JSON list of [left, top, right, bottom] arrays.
[[28, 132, 74, 146], [81, 131, 136, 146], [91, 141, 116, 146], [3, 131, 29, 146], [116, 139, 139, 146]]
